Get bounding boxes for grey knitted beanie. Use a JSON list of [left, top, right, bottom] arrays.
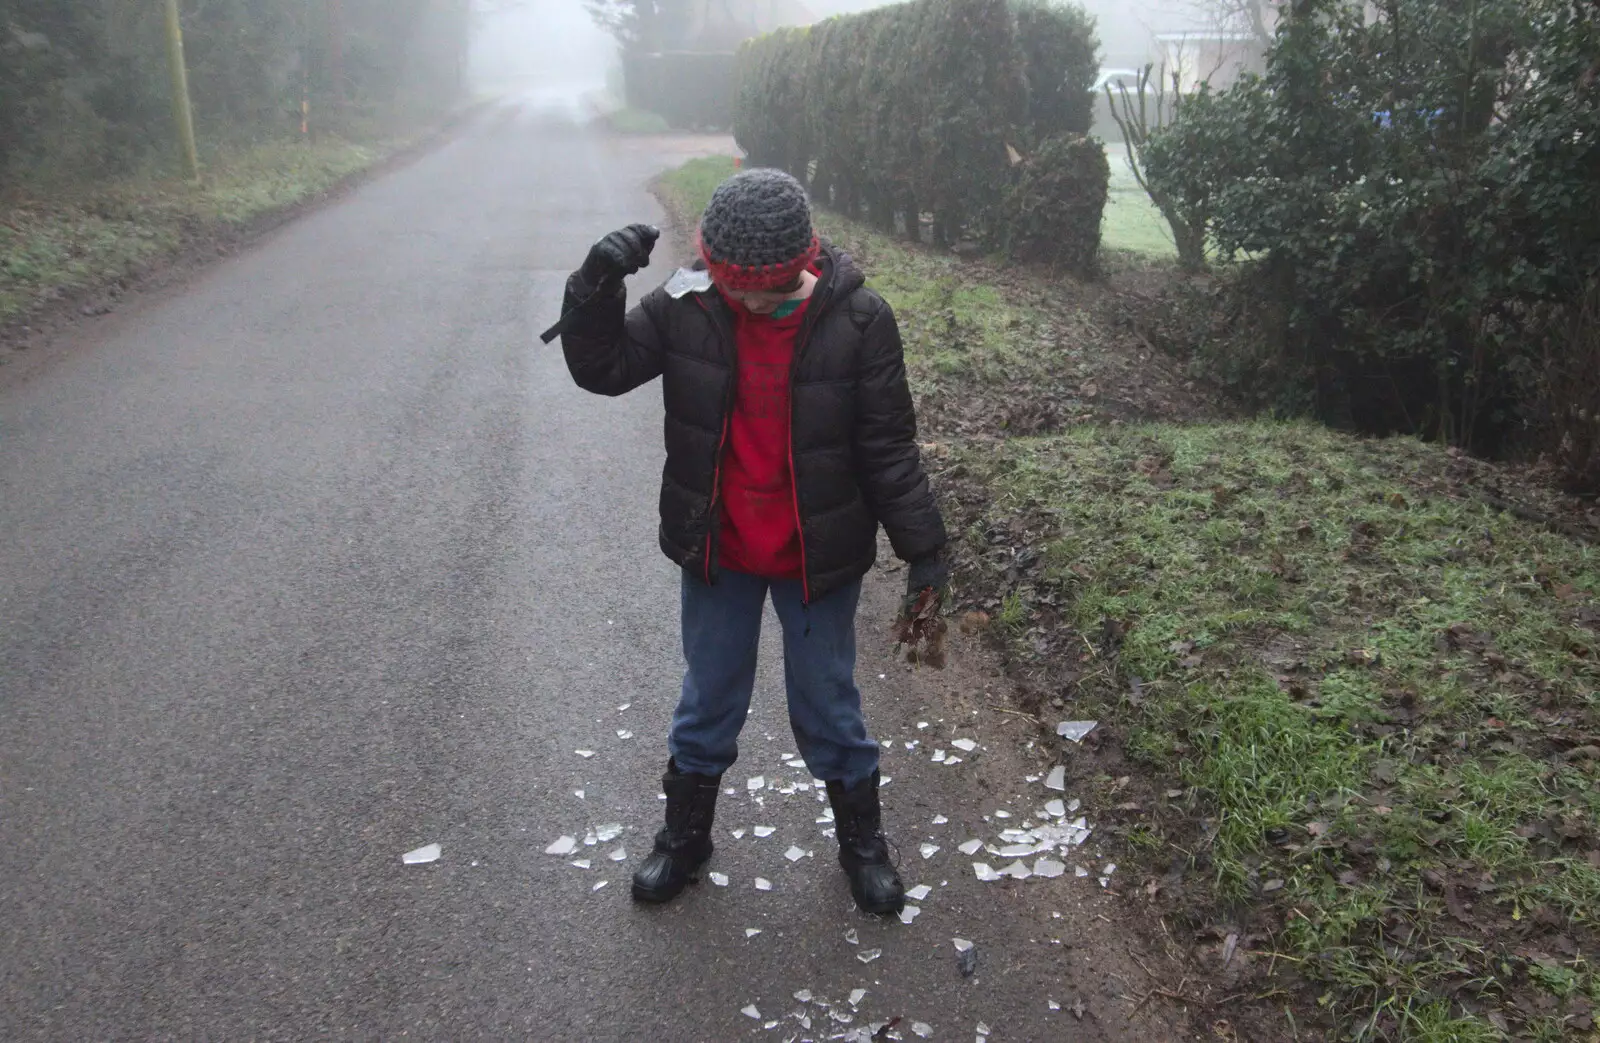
[[698, 168, 819, 291]]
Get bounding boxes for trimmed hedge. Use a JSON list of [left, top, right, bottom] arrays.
[[733, 0, 1100, 252], [996, 133, 1109, 275]]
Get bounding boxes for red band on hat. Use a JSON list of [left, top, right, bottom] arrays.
[[698, 233, 821, 292]]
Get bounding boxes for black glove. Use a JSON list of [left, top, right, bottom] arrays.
[[903, 552, 951, 618], [577, 223, 660, 294]]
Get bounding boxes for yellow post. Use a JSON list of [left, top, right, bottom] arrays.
[[163, 0, 201, 180]]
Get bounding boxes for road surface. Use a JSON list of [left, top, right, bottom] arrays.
[[0, 99, 1178, 1042]]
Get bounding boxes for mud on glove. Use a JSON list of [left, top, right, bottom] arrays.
[[576, 223, 660, 295], [894, 550, 951, 669]]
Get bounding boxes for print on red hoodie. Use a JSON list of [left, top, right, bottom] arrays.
[[717, 293, 811, 580]]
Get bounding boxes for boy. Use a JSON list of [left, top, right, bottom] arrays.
[[559, 168, 947, 915]]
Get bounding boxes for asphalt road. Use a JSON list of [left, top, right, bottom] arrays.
[[0, 100, 1179, 1042]]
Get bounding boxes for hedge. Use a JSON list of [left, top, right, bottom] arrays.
[[733, 0, 1100, 252], [623, 52, 737, 130]]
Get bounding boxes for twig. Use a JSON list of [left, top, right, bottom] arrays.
[[985, 704, 1039, 722]]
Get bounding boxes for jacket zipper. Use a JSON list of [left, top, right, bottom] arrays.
[[787, 282, 834, 606], [698, 296, 737, 586]]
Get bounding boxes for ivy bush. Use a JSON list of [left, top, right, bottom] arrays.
[[1142, 0, 1600, 481]]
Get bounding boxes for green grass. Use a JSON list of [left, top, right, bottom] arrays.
[[950, 422, 1600, 1038], [2, 137, 387, 325], [603, 107, 672, 135], [1101, 148, 1180, 259]]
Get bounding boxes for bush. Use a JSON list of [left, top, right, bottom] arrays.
[[734, 0, 1097, 249], [996, 133, 1108, 274], [623, 51, 737, 130], [1013, 0, 1099, 141], [1144, 0, 1600, 467]]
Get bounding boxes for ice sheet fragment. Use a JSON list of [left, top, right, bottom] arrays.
[[754, 825, 776, 838], [575, 750, 596, 759], [731, 829, 747, 839], [402, 844, 441, 865], [857, 948, 882, 964], [1056, 720, 1098, 742], [710, 872, 730, 886], [958, 839, 984, 855], [1035, 858, 1067, 878], [912, 1022, 933, 1038], [570, 859, 592, 869], [609, 847, 627, 862], [592, 880, 608, 891], [596, 823, 623, 843], [742, 1004, 762, 1020], [746, 928, 762, 938], [785, 845, 807, 862], [544, 836, 577, 856], [907, 884, 933, 901], [849, 989, 867, 1007], [951, 738, 978, 753], [920, 843, 940, 860], [932, 815, 949, 825], [898, 905, 921, 924], [616, 729, 634, 740], [755, 877, 773, 891], [1045, 765, 1066, 791], [1044, 799, 1066, 818], [1002, 860, 1033, 880], [973, 862, 1001, 882], [845, 928, 859, 945], [747, 776, 766, 792]]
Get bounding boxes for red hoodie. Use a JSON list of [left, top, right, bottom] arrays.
[[717, 292, 811, 580]]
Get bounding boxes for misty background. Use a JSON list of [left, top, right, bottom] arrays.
[[467, 0, 1244, 103]]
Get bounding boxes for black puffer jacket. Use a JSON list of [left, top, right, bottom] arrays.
[[561, 242, 946, 603]]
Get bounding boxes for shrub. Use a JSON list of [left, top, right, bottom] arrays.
[[996, 133, 1109, 274], [1143, 0, 1600, 460], [733, 0, 1097, 250]]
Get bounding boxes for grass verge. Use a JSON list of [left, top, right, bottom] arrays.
[[602, 107, 673, 135], [660, 154, 1600, 1040], [2, 136, 389, 332]]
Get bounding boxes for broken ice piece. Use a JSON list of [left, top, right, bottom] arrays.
[[731, 829, 747, 839], [881, 776, 891, 785], [829, 1010, 854, 1025], [570, 859, 592, 869], [574, 789, 585, 799], [958, 839, 984, 855], [932, 814, 949, 825], [845, 928, 859, 945], [1035, 858, 1067, 878], [1025, 774, 1040, 783], [1103, 863, 1117, 876], [973, 862, 1001, 882], [592, 880, 608, 891], [849, 989, 867, 1007], [951, 738, 978, 753], [907, 884, 933, 901], [953, 937, 974, 952], [785, 845, 807, 862], [746, 928, 762, 938], [917, 722, 930, 729], [544, 836, 578, 856], [1044, 799, 1066, 818], [402, 843, 441, 865], [1056, 720, 1098, 742], [616, 729, 634, 739], [999, 844, 1036, 858], [794, 989, 814, 1003], [747, 776, 766, 792], [932, 749, 947, 763], [609, 847, 627, 862], [1049, 1000, 1061, 1011], [857, 948, 882, 964], [1075, 865, 1090, 877], [898, 905, 921, 924], [1045, 765, 1066, 791], [742, 1005, 762, 1020], [994, 810, 1012, 819], [1002, 860, 1033, 880], [785, 759, 806, 769], [596, 823, 623, 842], [945, 756, 963, 765], [754, 825, 776, 838], [618, 703, 631, 711], [912, 1022, 933, 1038], [583, 831, 598, 846], [575, 750, 596, 759], [755, 877, 773, 891], [763, 1022, 778, 1031], [710, 872, 730, 886], [723, 787, 736, 796], [920, 843, 940, 859], [977, 1024, 991, 1037]]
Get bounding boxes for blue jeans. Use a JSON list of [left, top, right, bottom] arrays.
[[669, 570, 880, 786]]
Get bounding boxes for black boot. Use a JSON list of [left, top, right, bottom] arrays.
[[826, 771, 906, 915], [632, 759, 720, 903]]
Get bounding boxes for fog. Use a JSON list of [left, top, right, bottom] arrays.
[[466, 0, 1232, 110]]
